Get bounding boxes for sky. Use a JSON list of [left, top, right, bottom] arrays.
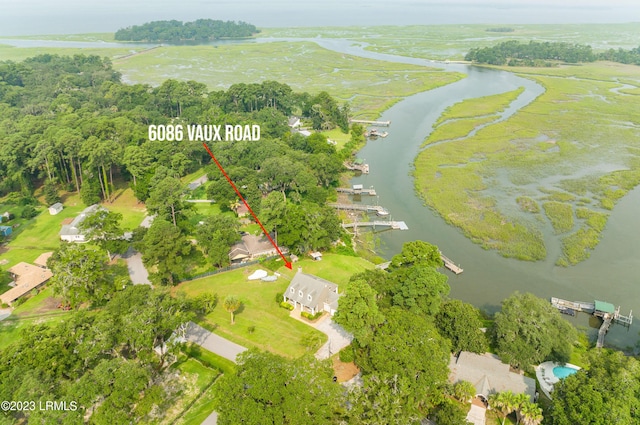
[[0, 0, 638, 35]]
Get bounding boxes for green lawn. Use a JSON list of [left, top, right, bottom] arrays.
[[275, 253, 375, 287], [174, 265, 325, 358]]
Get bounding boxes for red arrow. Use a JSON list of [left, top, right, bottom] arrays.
[[202, 142, 292, 269]]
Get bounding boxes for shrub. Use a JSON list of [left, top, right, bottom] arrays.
[[20, 205, 38, 219], [301, 311, 323, 321], [275, 292, 284, 304], [339, 345, 355, 363], [247, 325, 256, 334], [12, 297, 27, 307], [279, 301, 294, 311]]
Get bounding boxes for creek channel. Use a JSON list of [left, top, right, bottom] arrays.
[[5, 35, 638, 348], [292, 37, 640, 350]]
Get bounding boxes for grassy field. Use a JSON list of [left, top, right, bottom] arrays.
[[173, 253, 373, 358], [0, 187, 147, 271], [174, 265, 323, 358], [414, 61, 640, 264]]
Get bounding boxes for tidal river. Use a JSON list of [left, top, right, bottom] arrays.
[[5, 35, 638, 349], [300, 38, 640, 350]]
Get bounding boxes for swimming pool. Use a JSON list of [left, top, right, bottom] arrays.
[[553, 365, 579, 379]]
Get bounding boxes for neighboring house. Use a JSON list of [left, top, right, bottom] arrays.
[[0, 262, 53, 306], [288, 116, 301, 128], [33, 252, 54, 269], [448, 351, 536, 402], [229, 233, 286, 263], [48, 202, 63, 215], [59, 204, 101, 242], [0, 226, 12, 237], [284, 270, 339, 316]]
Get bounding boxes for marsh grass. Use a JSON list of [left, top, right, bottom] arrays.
[[542, 202, 574, 234], [414, 62, 640, 264]]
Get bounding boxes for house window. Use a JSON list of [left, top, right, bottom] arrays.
[[298, 290, 303, 298], [307, 294, 312, 302], [289, 287, 294, 293]]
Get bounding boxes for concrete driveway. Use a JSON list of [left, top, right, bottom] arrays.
[[313, 315, 353, 360]]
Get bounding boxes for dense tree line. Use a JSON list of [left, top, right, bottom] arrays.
[[114, 19, 259, 42], [465, 40, 597, 65], [466, 40, 640, 67], [0, 54, 354, 275], [599, 45, 640, 65]]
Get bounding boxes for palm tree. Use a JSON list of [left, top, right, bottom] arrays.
[[489, 391, 517, 425], [229, 198, 241, 213], [512, 393, 530, 424], [518, 401, 543, 425], [223, 295, 241, 324]]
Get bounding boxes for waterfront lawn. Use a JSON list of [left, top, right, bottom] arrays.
[[274, 253, 376, 287], [173, 266, 326, 358]]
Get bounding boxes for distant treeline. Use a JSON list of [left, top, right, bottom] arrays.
[[465, 40, 596, 66], [599, 46, 640, 65], [466, 40, 640, 66], [114, 19, 259, 42]]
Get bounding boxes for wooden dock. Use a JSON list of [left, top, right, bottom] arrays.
[[550, 297, 633, 348], [329, 202, 389, 216], [342, 221, 408, 231], [344, 161, 369, 174], [350, 119, 391, 127], [550, 298, 595, 314], [336, 186, 377, 196], [440, 252, 463, 274]]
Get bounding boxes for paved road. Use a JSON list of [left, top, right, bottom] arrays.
[[185, 322, 247, 363]]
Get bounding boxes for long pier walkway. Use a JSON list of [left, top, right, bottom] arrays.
[[337, 186, 377, 196], [349, 119, 391, 127], [329, 202, 389, 216], [342, 221, 408, 231], [550, 297, 633, 348]]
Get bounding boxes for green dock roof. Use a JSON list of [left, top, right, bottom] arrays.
[[594, 300, 615, 314]]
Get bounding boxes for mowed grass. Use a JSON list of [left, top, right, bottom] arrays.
[[413, 62, 640, 264], [0, 187, 146, 270], [173, 253, 373, 358], [174, 266, 322, 358], [274, 253, 376, 287]]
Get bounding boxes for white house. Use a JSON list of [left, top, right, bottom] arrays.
[[59, 204, 100, 242], [284, 270, 339, 316], [48, 202, 63, 215]]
